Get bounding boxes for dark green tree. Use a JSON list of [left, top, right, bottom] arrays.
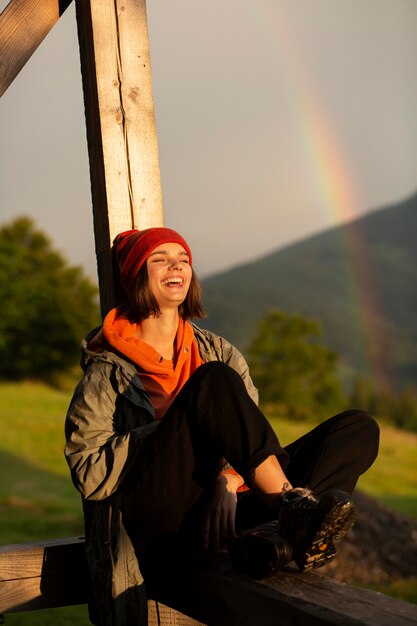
[[247, 309, 345, 422], [350, 376, 417, 433], [349, 376, 379, 416], [0, 217, 99, 381], [392, 386, 417, 432]]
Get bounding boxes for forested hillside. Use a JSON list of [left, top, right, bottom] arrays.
[[200, 192, 417, 391]]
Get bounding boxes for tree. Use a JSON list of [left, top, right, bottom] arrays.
[[247, 310, 345, 422], [350, 376, 417, 433], [0, 217, 99, 381]]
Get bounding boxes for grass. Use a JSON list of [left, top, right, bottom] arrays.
[[1, 382, 417, 623], [0, 381, 90, 625], [0, 381, 84, 544]]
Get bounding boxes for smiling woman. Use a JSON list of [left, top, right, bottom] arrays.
[[63, 227, 380, 626], [148, 244, 190, 294], [125, 241, 204, 329]]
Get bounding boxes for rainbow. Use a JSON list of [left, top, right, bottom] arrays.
[[244, 2, 390, 388]]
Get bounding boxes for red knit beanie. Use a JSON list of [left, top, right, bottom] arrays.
[[113, 227, 193, 296]]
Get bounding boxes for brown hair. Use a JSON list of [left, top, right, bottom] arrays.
[[126, 263, 206, 322]]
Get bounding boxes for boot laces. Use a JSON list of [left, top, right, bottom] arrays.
[[279, 487, 318, 534], [281, 486, 317, 507]]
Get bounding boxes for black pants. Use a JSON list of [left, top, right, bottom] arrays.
[[122, 362, 379, 552]]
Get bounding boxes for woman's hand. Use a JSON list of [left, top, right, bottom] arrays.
[[201, 473, 243, 552]]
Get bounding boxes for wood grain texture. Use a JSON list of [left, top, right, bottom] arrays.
[[0, 537, 87, 613], [1, 537, 417, 625], [0, 0, 72, 96], [75, 0, 163, 316], [148, 601, 205, 626], [146, 550, 417, 626]]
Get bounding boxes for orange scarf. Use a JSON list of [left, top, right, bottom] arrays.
[[102, 308, 203, 420]]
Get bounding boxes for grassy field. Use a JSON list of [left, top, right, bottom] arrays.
[[1, 382, 417, 624]]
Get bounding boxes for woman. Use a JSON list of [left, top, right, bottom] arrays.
[[64, 227, 379, 626]]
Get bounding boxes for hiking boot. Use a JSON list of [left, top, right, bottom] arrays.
[[277, 486, 355, 571], [227, 520, 293, 579]]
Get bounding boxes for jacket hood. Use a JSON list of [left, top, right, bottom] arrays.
[[80, 326, 137, 375]]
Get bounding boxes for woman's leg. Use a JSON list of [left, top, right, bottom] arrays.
[[283, 409, 380, 497], [236, 410, 379, 531], [122, 362, 288, 551], [121, 365, 378, 577]]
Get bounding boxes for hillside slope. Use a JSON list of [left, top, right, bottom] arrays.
[[324, 490, 417, 593], [200, 193, 417, 390]]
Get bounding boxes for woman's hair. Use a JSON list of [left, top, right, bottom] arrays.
[[126, 263, 206, 322]]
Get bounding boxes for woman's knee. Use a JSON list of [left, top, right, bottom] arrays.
[[360, 410, 380, 456], [333, 408, 377, 428], [345, 409, 379, 436], [336, 409, 380, 459], [193, 361, 243, 387]]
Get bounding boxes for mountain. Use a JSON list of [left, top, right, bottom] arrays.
[[199, 193, 417, 391]]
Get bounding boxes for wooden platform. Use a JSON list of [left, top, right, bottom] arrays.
[[1, 536, 417, 625]]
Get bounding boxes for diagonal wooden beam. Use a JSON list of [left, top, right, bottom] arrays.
[[0, 0, 72, 96], [75, 0, 164, 316]]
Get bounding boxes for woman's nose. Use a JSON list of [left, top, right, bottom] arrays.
[[168, 257, 182, 269]]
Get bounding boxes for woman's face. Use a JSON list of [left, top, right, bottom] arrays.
[[146, 242, 192, 311]]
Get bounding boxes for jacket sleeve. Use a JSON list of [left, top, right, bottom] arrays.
[[64, 363, 157, 501]]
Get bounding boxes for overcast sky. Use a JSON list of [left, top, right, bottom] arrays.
[[1, 0, 416, 279]]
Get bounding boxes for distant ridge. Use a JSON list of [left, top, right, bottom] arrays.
[[200, 192, 417, 391]]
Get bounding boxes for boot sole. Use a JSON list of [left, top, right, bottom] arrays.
[[295, 492, 355, 571]]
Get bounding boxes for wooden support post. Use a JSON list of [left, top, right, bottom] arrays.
[[75, 0, 164, 316], [1, 3, 195, 623], [0, 0, 72, 97]]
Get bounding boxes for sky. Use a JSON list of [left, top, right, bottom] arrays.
[[1, 0, 416, 280]]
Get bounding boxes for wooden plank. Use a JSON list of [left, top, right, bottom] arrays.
[[261, 571, 417, 626], [2, 537, 417, 625], [0, 0, 72, 96], [146, 551, 417, 626], [148, 601, 205, 626], [115, 0, 164, 231], [0, 537, 202, 624], [0, 537, 87, 613], [75, 0, 164, 316]]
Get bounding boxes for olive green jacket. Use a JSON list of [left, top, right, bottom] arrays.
[[64, 323, 258, 626]]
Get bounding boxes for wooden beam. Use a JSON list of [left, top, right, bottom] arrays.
[[0, 537, 203, 625], [2, 537, 417, 626], [0, 537, 87, 613], [75, 0, 164, 316], [0, 0, 72, 96], [148, 550, 417, 626]]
